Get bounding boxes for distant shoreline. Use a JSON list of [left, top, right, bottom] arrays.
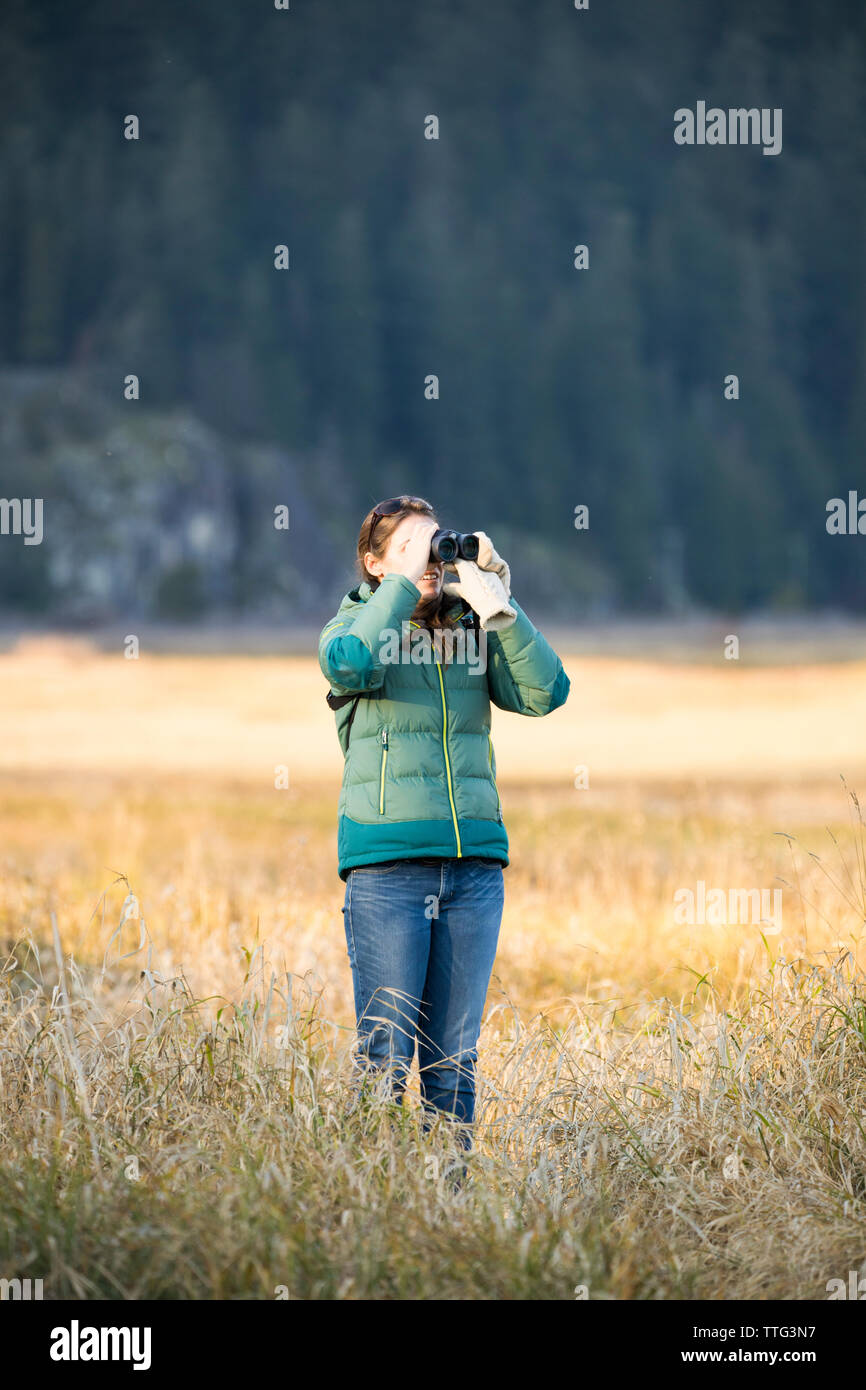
[[1, 614, 865, 665]]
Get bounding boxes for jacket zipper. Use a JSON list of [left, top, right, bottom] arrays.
[[434, 656, 462, 856], [488, 732, 503, 821], [379, 727, 388, 813]]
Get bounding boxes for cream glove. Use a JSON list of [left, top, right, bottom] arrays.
[[442, 558, 517, 631], [472, 531, 510, 598]]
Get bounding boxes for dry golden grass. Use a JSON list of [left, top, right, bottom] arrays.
[[2, 639, 866, 784], [1, 638, 865, 1298]]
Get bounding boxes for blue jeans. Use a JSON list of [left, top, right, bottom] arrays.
[[342, 856, 504, 1148]]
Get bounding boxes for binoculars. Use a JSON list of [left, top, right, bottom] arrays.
[[430, 529, 479, 563]]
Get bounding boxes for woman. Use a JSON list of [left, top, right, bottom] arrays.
[[318, 495, 570, 1155]]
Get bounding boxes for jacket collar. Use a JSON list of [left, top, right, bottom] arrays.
[[346, 581, 473, 626]]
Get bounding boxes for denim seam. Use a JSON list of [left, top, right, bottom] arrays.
[[345, 870, 361, 998]]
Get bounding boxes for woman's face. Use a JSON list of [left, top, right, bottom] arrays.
[[367, 513, 444, 600]]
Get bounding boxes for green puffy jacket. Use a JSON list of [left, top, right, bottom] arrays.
[[319, 572, 570, 879]]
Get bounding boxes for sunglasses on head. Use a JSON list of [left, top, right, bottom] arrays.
[[367, 496, 431, 550]]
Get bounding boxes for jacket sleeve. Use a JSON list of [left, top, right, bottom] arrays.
[[318, 573, 421, 695], [484, 598, 570, 715]]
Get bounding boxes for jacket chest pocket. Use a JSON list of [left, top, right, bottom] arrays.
[[378, 728, 389, 813]]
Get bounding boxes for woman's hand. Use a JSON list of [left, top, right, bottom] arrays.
[[383, 518, 439, 586], [441, 559, 516, 631]]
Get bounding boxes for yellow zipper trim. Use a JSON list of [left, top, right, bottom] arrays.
[[435, 657, 462, 857], [488, 733, 502, 818], [379, 729, 388, 813]]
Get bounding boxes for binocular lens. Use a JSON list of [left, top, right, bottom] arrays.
[[430, 529, 458, 562], [430, 528, 477, 564], [436, 536, 459, 562]]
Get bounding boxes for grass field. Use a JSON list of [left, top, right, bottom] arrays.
[[1, 635, 865, 1299]]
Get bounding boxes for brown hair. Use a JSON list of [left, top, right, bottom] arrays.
[[357, 495, 456, 632]]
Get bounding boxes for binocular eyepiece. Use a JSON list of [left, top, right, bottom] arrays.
[[430, 529, 479, 564]]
